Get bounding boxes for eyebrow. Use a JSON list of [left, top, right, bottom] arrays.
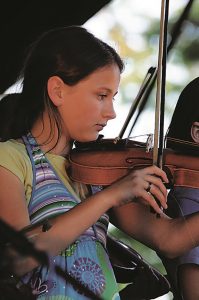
[[99, 87, 118, 96]]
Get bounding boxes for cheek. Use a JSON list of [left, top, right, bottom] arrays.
[[61, 93, 100, 131], [75, 99, 99, 120], [61, 102, 91, 131]]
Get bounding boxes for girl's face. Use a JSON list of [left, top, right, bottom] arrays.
[[59, 64, 120, 142]]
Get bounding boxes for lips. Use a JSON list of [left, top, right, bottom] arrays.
[[97, 123, 106, 127], [96, 125, 104, 131], [95, 123, 106, 131]]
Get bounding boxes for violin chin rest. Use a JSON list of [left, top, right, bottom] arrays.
[[107, 234, 171, 298], [111, 262, 138, 283]]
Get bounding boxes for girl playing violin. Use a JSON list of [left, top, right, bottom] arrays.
[[0, 25, 199, 299], [160, 77, 199, 300]]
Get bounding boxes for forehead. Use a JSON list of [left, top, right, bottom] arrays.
[[82, 64, 121, 87]]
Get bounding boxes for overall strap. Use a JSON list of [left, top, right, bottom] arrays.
[[22, 133, 79, 224], [22, 133, 108, 247]]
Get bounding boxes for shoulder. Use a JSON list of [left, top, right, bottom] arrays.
[[0, 139, 28, 161], [0, 138, 23, 150], [0, 139, 31, 182]]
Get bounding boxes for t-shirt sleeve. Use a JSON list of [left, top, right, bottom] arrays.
[[0, 141, 27, 183]]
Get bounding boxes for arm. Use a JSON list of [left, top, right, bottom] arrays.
[[110, 201, 198, 259], [0, 166, 113, 254], [0, 165, 117, 274], [0, 163, 168, 274], [0, 162, 168, 251]]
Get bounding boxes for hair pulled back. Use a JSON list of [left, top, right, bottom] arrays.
[[0, 26, 124, 141], [167, 77, 199, 143]]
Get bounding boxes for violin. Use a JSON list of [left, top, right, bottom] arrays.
[[68, 0, 198, 190], [69, 135, 199, 189]]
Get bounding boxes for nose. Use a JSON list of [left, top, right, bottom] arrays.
[[102, 101, 116, 120]]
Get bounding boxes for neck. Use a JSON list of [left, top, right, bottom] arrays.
[[31, 111, 71, 157]]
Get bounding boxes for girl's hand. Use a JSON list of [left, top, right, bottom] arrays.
[[106, 165, 168, 214]]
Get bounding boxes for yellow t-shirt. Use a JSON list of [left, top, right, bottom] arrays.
[[0, 139, 82, 204]]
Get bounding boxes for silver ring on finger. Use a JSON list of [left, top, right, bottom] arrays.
[[146, 182, 152, 193]]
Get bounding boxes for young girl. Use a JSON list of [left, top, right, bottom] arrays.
[[161, 77, 199, 300], [0, 25, 199, 300]]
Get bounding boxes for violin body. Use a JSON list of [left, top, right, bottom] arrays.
[[69, 138, 199, 188]]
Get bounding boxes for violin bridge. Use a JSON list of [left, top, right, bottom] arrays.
[[146, 134, 154, 152]]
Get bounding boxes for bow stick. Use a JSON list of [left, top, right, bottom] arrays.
[[149, 0, 170, 217], [153, 0, 169, 168], [129, 0, 195, 134], [115, 66, 157, 142]]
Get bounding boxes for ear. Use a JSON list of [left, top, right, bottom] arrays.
[[191, 122, 199, 143], [47, 76, 65, 107]]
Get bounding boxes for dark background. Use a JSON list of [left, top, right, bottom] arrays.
[[0, 0, 112, 94]]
